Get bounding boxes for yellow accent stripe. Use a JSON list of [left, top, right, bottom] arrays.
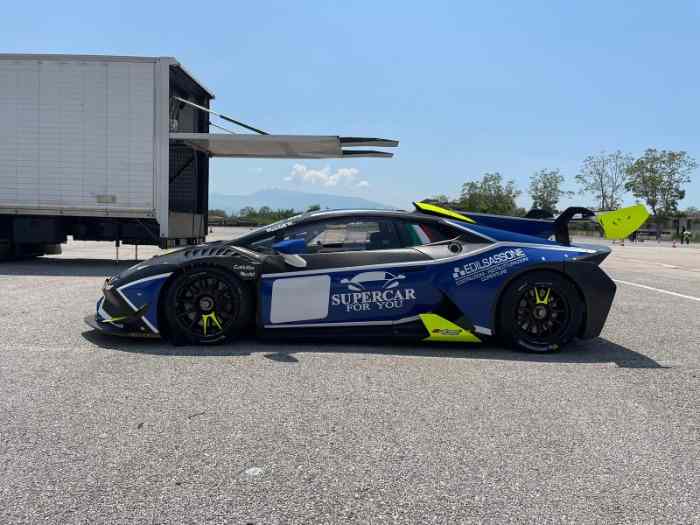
[[596, 204, 650, 240], [201, 312, 223, 336], [419, 313, 482, 343], [102, 315, 129, 324], [534, 287, 551, 305], [414, 201, 476, 223]]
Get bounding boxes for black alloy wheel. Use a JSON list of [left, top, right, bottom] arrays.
[[515, 285, 570, 340], [163, 267, 252, 345], [499, 271, 584, 353]]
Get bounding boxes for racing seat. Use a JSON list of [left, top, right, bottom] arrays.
[[368, 231, 398, 250]]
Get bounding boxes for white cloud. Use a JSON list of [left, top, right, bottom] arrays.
[[285, 164, 369, 189]]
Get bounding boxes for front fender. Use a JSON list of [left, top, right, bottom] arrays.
[[100, 270, 175, 334]]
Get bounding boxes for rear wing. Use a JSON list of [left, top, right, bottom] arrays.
[[554, 204, 650, 244], [553, 207, 595, 244]]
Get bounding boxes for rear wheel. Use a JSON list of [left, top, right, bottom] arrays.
[[498, 271, 584, 353], [163, 267, 253, 345]]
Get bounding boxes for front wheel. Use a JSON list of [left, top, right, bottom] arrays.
[[163, 267, 253, 345], [498, 271, 584, 353]]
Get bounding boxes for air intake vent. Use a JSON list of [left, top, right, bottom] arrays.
[[183, 246, 235, 258]]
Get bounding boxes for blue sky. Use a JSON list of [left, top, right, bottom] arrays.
[[3, 1, 699, 209]]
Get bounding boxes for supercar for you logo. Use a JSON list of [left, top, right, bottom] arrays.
[[453, 248, 528, 285], [331, 272, 416, 312]]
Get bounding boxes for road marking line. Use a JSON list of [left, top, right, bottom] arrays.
[[614, 279, 700, 303], [660, 264, 679, 269]]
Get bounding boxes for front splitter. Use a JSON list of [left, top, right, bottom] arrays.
[[84, 315, 161, 339]]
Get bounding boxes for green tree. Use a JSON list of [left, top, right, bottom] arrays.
[[576, 151, 633, 210], [528, 169, 573, 214], [457, 172, 521, 215], [625, 149, 697, 217], [236, 206, 299, 225], [208, 208, 229, 219], [306, 204, 321, 212]]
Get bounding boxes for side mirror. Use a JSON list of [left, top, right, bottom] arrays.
[[280, 253, 307, 268], [272, 238, 308, 254]]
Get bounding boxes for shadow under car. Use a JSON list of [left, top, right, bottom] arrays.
[[81, 330, 663, 369]]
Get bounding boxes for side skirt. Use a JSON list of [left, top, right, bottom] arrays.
[[259, 316, 483, 344]]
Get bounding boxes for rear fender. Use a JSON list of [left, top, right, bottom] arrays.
[[564, 261, 616, 339], [487, 260, 614, 340]]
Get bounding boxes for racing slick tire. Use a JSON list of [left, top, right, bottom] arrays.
[[162, 266, 253, 346], [498, 270, 584, 353]]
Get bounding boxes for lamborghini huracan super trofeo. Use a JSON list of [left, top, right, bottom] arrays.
[[86, 202, 649, 352]]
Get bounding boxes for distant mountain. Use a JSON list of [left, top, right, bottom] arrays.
[[209, 189, 396, 215]]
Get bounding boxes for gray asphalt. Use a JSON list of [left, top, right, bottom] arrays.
[[1, 231, 698, 523]]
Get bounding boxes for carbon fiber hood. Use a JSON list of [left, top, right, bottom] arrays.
[[108, 242, 260, 287]]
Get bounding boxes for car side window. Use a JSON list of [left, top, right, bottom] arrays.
[[247, 234, 277, 252], [395, 220, 460, 247], [395, 220, 488, 246], [282, 219, 402, 253]]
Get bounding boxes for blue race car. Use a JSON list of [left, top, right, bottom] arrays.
[[86, 202, 648, 352]]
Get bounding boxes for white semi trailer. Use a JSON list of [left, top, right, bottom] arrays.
[[0, 54, 397, 258]]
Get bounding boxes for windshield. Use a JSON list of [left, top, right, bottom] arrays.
[[232, 214, 305, 244]]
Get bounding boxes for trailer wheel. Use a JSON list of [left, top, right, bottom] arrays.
[[0, 242, 53, 260], [163, 267, 253, 345], [0, 240, 12, 261], [42, 244, 62, 255]]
